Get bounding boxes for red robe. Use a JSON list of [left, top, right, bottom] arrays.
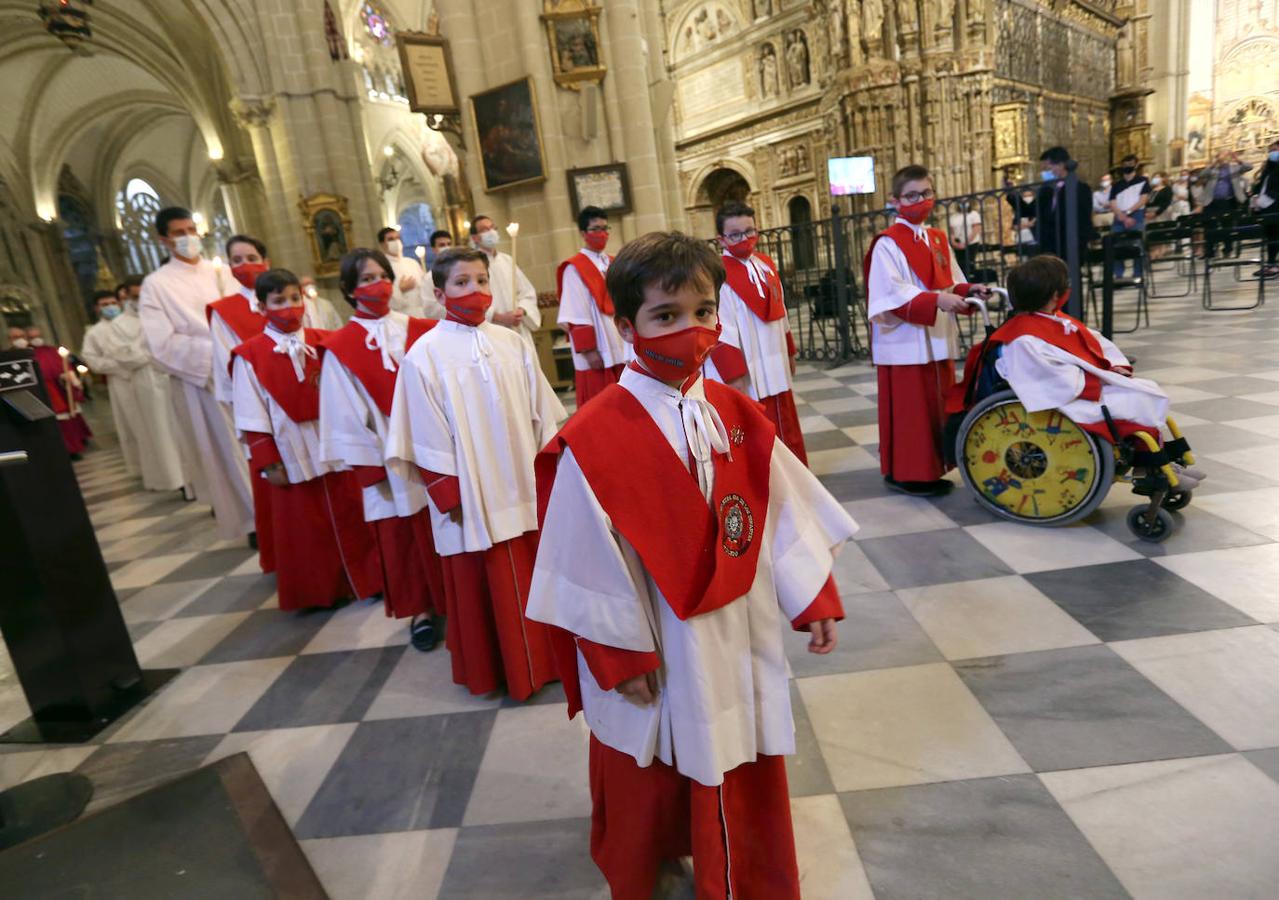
[[864, 225, 976, 482], [232, 329, 382, 610], [320, 315, 444, 620], [556, 252, 624, 407], [32, 345, 91, 455], [209, 295, 275, 571]]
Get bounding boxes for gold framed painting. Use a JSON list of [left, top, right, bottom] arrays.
[[469, 77, 548, 193], [541, 1, 606, 90], [567, 163, 632, 217], [396, 31, 460, 117], [298, 193, 353, 277]]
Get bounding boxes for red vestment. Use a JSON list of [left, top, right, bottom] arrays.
[[32, 346, 91, 455], [556, 252, 622, 408]]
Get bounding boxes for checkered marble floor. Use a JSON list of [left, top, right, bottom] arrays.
[[5, 270, 1279, 899]]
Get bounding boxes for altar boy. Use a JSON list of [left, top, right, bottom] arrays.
[[556, 205, 630, 406], [864, 164, 989, 496], [385, 248, 566, 700], [528, 231, 859, 899], [230, 268, 382, 610]]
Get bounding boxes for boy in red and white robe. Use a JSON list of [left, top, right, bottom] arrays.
[[704, 201, 807, 464], [209, 234, 332, 573], [319, 247, 445, 649], [990, 256, 1204, 491], [385, 248, 567, 700], [556, 205, 631, 407], [865, 165, 990, 496], [230, 269, 382, 611], [528, 232, 859, 899]]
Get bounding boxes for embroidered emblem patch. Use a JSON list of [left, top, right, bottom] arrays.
[[730, 425, 745, 446], [719, 493, 755, 557]]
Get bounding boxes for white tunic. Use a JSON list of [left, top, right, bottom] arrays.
[[140, 257, 254, 538], [528, 368, 859, 787], [484, 250, 541, 345], [703, 253, 794, 401], [385, 320, 566, 556], [231, 328, 332, 484], [81, 313, 185, 490], [318, 313, 431, 522], [556, 248, 632, 370], [867, 220, 968, 366], [389, 254, 440, 318], [994, 317, 1170, 430]]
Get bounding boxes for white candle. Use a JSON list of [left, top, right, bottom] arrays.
[[505, 223, 520, 317]]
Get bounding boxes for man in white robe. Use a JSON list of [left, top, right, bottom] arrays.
[[469, 215, 540, 345], [378, 226, 441, 318]]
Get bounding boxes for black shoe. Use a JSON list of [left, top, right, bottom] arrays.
[[885, 477, 953, 497], [248, 531, 258, 551], [410, 615, 439, 652]]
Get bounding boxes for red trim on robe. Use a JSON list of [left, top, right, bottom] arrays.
[[244, 430, 282, 473], [556, 253, 614, 315], [722, 253, 786, 322], [577, 639, 661, 692], [759, 391, 807, 467], [371, 510, 442, 618], [251, 466, 276, 573], [990, 312, 1113, 371], [567, 323, 598, 353], [230, 328, 329, 423], [318, 317, 438, 417], [207, 294, 265, 342], [1079, 371, 1104, 402], [877, 360, 954, 482], [709, 342, 750, 383], [785, 330, 796, 359], [353, 464, 387, 488], [892, 293, 941, 326], [574, 364, 624, 409], [791, 575, 843, 630], [419, 467, 461, 513]]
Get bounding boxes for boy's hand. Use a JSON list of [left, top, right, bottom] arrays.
[[583, 349, 604, 370], [729, 375, 751, 393], [448, 507, 463, 524], [617, 671, 659, 705], [263, 464, 289, 488], [967, 285, 994, 300], [937, 292, 968, 313], [400, 275, 418, 292], [807, 619, 838, 655]]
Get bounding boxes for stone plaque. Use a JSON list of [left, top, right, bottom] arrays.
[[678, 57, 748, 130]]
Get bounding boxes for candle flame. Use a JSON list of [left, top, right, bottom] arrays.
[[58, 346, 70, 357], [506, 222, 520, 238]]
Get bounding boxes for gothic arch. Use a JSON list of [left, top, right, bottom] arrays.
[[687, 160, 757, 209], [669, 1, 745, 64]]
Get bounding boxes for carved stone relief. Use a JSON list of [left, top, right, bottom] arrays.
[[759, 43, 780, 98], [785, 29, 811, 88]]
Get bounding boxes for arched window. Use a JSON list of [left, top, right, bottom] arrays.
[[116, 178, 164, 275], [397, 202, 437, 262], [354, 2, 407, 103], [205, 193, 233, 261], [787, 195, 815, 270], [360, 2, 394, 46]]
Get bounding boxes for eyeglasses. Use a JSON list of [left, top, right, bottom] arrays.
[[899, 189, 936, 204], [723, 228, 758, 243], [585, 225, 610, 233]]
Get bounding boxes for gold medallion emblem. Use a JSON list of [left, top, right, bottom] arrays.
[[719, 493, 755, 557]]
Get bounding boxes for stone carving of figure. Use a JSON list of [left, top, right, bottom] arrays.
[[786, 30, 810, 88], [929, 0, 953, 33], [754, 0, 773, 18], [829, 0, 847, 62], [759, 43, 779, 98], [863, 0, 885, 49], [797, 144, 810, 172], [847, 0, 864, 65], [897, 0, 917, 32]]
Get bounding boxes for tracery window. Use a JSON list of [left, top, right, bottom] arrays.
[[360, 2, 394, 47], [116, 178, 164, 275]]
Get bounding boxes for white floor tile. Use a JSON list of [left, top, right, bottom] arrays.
[[807, 446, 878, 476], [1155, 544, 1279, 622], [302, 828, 458, 900], [1111, 626, 1279, 750], [1161, 385, 1225, 404], [798, 663, 1029, 792], [1193, 488, 1279, 540], [830, 541, 891, 595], [1132, 366, 1232, 384], [118, 578, 219, 624], [964, 521, 1141, 573], [301, 599, 409, 654], [363, 646, 498, 720], [0, 747, 97, 792], [463, 705, 591, 826], [1041, 754, 1279, 900], [811, 396, 875, 414], [844, 495, 956, 540], [791, 794, 875, 900], [1221, 414, 1279, 438], [94, 515, 168, 543], [1199, 447, 1279, 482], [1237, 390, 1279, 408], [841, 424, 880, 444], [109, 552, 198, 591], [131, 613, 252, 669], [898, 575, 1099, 660]]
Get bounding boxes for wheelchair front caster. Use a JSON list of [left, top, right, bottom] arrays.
[[1163, 489, 1193, 511], [1127, 505, 1175, 542]]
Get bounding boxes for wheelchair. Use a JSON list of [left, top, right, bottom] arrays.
[[948, 295, 1197, 542]]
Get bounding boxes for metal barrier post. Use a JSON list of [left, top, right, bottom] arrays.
[[1101, 232, 1115, 339], [1064, 160, 1084, 322], [831, 206, 852, 361]]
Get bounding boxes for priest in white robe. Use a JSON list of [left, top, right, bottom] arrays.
[[469, 215, 540, 345]]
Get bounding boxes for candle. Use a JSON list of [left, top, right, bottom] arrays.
[[57, 346, 77, 415], [505, 223, 520, 320], [415, 245, 427, 265]]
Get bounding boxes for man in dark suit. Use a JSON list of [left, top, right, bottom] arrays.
[[1035, 146, 1097, 261]]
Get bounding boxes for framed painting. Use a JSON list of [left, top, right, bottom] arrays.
[[469, 77, 547, 192], [566, 163, 632, 217], [298, 193, 353, 277], [542, 1, 606, 90], [396, 31, 460, 117]]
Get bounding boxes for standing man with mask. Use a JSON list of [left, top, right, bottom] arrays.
[[1109, 154, 1151, 280], [1035, 146, 1097, 262], [139, 207, 255, 542], [378, 226, 433, 317], [469, 214, 540, 345]]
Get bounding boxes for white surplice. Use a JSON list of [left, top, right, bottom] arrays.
[[81, 311, 186, 490], [994, 316, 1170, 430], [527, 367, 859, 787], [139, 256, 254, 538], [231, 329, 331, 484], [384, 319, 566, 556], [318, 313, 430, 522], [388, 254, 442, 318], [866, 220, 969, 365], [702, 253, 794, 401], [483, 250, 541, 345], [556, 248, 632, 370]]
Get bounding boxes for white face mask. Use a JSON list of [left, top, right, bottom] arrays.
[[29, 337, 45, 347], [386, 239, 403, 257], [1151, 176, 1164, 187], [172, 234, 203, 260], [304, 284, 318, 300], [10, 337, 29, 349], [477, 230, 500, 250], [1100, 180, 1111, 190]]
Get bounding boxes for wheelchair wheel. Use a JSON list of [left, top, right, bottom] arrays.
[[956, 390, 1114, 526], [1127, 505, 1175, 542], [1163, 489, 1193, 511]]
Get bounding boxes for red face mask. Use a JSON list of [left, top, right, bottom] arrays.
[[266, 305, 305, 333], [583, 231, 609, 252], [231, 262, 269, 291], [352, 279, 393, 317], [725, 235, 758, 260], [632, 324, 721, 384], [445, 291, 492, 326], [895, 198, 935, 225]]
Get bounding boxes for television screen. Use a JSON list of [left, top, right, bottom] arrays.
[[828, 156, 876, 196]]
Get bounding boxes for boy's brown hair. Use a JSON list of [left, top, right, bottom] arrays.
[[891, 164, 931, 197], [606, 231, 725, 322], [431, 247, 490, 290], [1007, 255, 1070, 313]]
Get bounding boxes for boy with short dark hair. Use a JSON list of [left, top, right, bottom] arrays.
[[866, 164, 989, 496], [1108, 153, 1151, 279], [705, 200, 807, 463], [230, 268, 382, 610], [556, 204, 629, 407], [529, 231, 858, 898], [385, 248, 566, 699]]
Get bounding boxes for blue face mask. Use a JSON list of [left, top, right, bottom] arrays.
[[1269, 151, 1279, 163], [1040, 169, 1057, 182], [100, 305, 122, 321]]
